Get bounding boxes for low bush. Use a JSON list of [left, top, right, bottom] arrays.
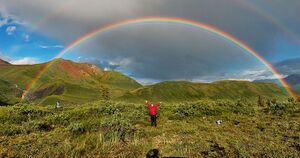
[[67, 123, 86, 135], [264, 101, 299, 115], [101, 113, 135, 142], [0, 99, 299, 157]]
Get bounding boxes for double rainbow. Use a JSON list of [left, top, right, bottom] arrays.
[[22, 17, 297, 99]]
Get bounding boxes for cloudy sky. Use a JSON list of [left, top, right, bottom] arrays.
[[0, 0, 300, 84]]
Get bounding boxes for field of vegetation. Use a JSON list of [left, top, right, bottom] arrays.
[[0, 98, 299, 157]]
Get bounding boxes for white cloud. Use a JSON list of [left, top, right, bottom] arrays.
[[134, 78, 160, 85], [109, 58, 131, 67], [218, 68, 287, 81], [10, 57, 38, 65], [39, 44, 64, 49], [6, 25, 16, 35], [1, 1, 296, 82], [0, 53, 12, 64], [0, 8, 26, 27], [24, 34, 30, 42], [0, 18, 8, 27], [0, 9, 10, 27]]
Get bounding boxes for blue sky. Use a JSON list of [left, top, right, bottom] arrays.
[[0, 0, 300, 83], [0, 18, 64, 63]]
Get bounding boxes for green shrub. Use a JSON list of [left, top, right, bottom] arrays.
[[101, 113, 135, 142], [0, 105, 51, 124], [67, 123, 86, 135], [264, 102, 299, 115], [46, 113, 70, 126], [31, 120, 53, 131], [99, 102, 125, 115], [0, 124, 22, 136], [230, 104, 255, 115]]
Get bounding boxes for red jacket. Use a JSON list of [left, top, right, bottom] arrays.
[[147, 102, 160, 115]]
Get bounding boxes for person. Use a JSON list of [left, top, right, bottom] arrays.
[[56, 101, 61, 108], [145, 100, 161, 127]]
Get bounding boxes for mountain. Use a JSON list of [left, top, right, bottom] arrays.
[[254, 58, 300, 94], [0, 59, 10, 65], [284, 74, 300, 85], [0, 58, 289, 105], [0, 58, 142, 105], [254, 74, 300, 94], [120, 80, 288, 102], [0, 78, 22, 105], [284, 74, 300, 93], [274, 58, 300, 75]]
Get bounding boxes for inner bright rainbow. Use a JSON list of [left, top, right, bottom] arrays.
[[22, 16, 297, 100]]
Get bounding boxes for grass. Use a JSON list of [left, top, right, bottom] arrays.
[[123, 81, 288, 102], [0, 99, 299, 157]]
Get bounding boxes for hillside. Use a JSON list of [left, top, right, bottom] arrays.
[[0, 78, 22, 105], [0, 58, 142, 105], [0, 59, 10, 65], [274, 57, 300, 75], [255, 74, 300, 94], [0, 58, 290, 105], [121, 80, 288, 102], [285, 74, 300, 93]]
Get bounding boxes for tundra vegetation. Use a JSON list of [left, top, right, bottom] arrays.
[[0, 98, 299, 157]]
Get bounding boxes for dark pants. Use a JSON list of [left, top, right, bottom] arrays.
[[150, 115, 157, 127]]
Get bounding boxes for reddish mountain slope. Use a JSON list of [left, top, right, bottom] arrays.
[[51, 58, 104, 80], [0, 59, 11, 65]]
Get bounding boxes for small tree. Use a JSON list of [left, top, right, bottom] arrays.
[[100, 85, 110, 101]]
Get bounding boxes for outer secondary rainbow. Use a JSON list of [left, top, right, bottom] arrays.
[[22, 16, 297, 99], [234, 0, 300, 45]]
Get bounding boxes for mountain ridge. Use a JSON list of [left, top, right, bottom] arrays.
[[0, 58, 142, 104], [0, 58, 290, 105], [120, 80, 288, 102], [254, 74, 300, 93]]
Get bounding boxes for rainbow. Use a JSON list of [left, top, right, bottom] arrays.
[[234, 0, 300, 45], [22, 16, 297, 100]]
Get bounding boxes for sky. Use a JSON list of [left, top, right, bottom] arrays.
[[0, 0, 300, 84]]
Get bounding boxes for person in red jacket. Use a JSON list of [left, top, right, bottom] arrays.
[[146, 100, 161, 127]]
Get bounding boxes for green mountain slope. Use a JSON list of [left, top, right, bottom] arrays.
[[0, 58, 142, 104], [0, 58, 289, 104], [120, 80, 288, 102], [0, 78, 22, 105], [254, 74, 300, 94]]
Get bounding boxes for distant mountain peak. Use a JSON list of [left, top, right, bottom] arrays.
[[285, 74, 300, 85], [0, 59, 11, 65], [48, 58, 104, 80]]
